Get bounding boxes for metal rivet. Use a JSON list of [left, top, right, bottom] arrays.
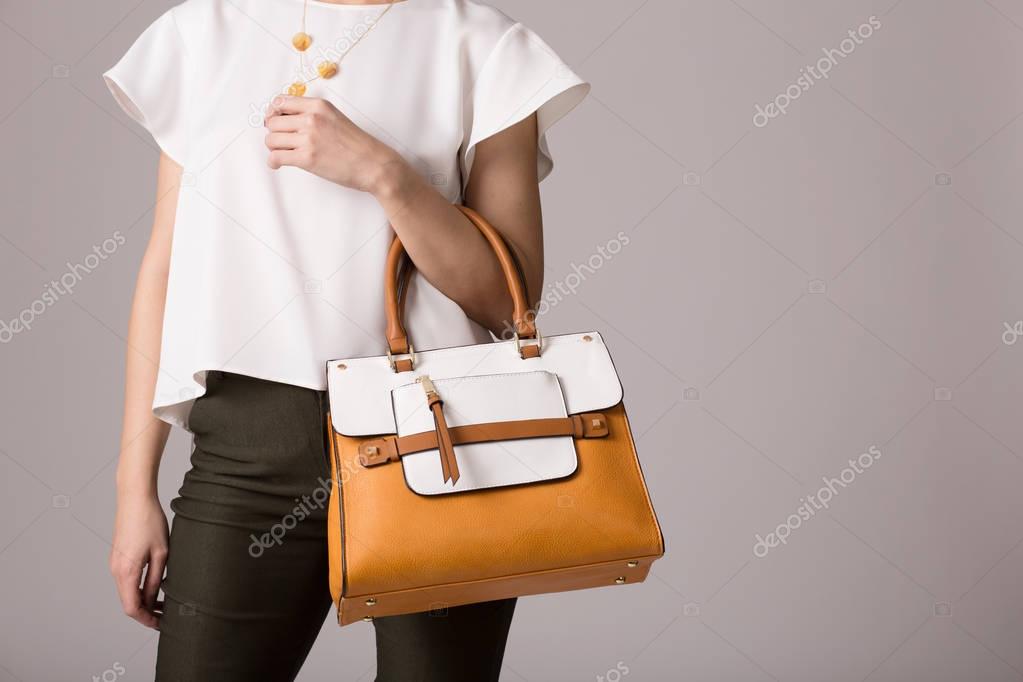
[[365, 598, 377, 606], [615, 576, 626, 584], [627, 560, 639, 568], [337, 363, 347, 370], [582, 335, 593, 342], [363, 615, 374, 622], [365, 446, 377, 455]]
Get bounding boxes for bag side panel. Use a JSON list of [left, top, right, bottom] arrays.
[[326, 414, 345, 611]]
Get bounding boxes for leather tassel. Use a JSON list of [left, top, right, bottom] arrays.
[[419, 376, 460, 484], [428, 396, 459, 484]]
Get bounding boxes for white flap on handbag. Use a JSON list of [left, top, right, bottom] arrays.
[[327, 331, 623, 437], [391, 371, 578, 495]]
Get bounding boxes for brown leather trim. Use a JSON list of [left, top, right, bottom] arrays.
[[391, 357, 413, 373], [358, 413, 609, 467], [519, 341, 541, 359]]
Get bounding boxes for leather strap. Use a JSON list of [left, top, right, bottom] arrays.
[[358, 413, 610, 468], [384, 238, 411, 356], [384, 206, 538, 363]]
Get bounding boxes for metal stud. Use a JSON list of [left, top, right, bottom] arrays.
[[615, 576, 627, 584], [364, 446, 378, 455], [627, 560, 639, 568], [363, 616, 374, 622], [365, 598, 377, 606]]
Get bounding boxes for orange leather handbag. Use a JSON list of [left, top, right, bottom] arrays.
[[324, 206, 664, 625]]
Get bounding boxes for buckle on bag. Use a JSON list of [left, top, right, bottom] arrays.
[[387, 344, 415, 372], [359, 439, 399, 467], [513, 330, 543, 359]]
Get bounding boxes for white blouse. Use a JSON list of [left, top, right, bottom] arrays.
[[103, 0, 588, 428]]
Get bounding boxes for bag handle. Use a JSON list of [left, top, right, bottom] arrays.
[[384, 205, 540, 371]]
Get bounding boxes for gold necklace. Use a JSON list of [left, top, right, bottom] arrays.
[[288, 0, 398, 96]]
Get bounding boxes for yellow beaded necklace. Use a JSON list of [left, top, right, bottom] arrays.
[[288, 0, 398, 96]]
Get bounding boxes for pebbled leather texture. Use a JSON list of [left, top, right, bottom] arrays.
[[392, 371, 578, 495], [327, 332, 623, 437], [326, 401, 665, 622]]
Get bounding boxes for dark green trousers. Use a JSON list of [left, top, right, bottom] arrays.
[[156, 371, 516, 681]]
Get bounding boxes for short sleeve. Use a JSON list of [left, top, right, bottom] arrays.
[[461, 23, 590, 188], [103, 9, 192, 165]]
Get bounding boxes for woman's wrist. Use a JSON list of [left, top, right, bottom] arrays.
[[116, 480, 158, 503], [369, 152, 423, 213], [115, 461, 159, 501]]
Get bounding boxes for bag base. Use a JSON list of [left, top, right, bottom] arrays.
[[337, 554, 658, 625]]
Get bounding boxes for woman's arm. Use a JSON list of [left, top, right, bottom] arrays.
[[109, 152, 179, 629], [373, 114, 543, 336], [264, 96, 543, 335]]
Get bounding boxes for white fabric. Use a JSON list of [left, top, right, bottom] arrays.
[[102, 0, 589, 428], [328, 332, 623, 437], [392, 371, 578, 495]]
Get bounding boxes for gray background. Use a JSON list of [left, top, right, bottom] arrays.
[[2, 0, 1023, 680]]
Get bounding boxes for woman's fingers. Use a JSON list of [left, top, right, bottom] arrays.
[[265, 114, 304, 133], [268, 149, 309, 170], [263, 96, 313, 131], [264, 132, 304, 150], [266, 94, 314, 117], [111, 549, 159, 629], [142, 548, 167, 616], [265, 96, 347, 127]]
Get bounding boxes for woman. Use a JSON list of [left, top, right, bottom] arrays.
[[103, 0, 588, 679]]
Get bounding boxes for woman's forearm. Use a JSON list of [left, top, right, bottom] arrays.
[[368, 115, 544, 337], [116, 266, 171, 497], [370, 164, 516, 334], [116, 155, 179, 499]]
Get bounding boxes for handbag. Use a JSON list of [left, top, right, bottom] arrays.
[[325, 205, 664, 625]]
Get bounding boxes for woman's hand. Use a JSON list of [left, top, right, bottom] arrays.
[[263, 95, 409, 195], [110, 492, 169, 629]]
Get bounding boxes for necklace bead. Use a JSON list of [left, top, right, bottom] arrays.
[[292, 0, 395, 86], [317, 61, 339, 79]]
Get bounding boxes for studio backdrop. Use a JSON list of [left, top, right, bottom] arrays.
[[2, 0, 1023, 680]]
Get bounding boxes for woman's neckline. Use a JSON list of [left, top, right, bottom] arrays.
[[282, 0, 411, 10]]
